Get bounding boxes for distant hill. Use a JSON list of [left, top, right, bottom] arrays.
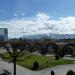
[[22, 34, 75, 40]]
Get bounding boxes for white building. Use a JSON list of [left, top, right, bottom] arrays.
[[0, 28, 8, 41]]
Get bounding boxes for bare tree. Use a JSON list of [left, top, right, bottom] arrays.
[[4, 40, 26, 75]]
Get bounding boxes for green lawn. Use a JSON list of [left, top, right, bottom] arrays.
[[2, 53, 74, 70]]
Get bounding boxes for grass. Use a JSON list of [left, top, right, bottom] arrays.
[[2, 52, 74, 70]]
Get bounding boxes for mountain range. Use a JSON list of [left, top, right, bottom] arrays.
[[22, 34, 75, 40]]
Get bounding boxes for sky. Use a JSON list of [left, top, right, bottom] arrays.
[[0, 0, 75, 38]]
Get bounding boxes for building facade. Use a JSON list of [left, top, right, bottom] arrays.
[[0, 28, 8, 41]]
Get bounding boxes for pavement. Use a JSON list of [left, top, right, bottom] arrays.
[[0, 59, 75, 75], [63, 56, 75, 61]]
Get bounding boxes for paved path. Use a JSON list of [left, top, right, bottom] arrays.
[[42, 64, 75, 75], [63, 56, 75, 61], [0, 59, 75, 75]]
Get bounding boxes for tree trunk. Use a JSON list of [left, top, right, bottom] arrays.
[[14, 57, 16, 75]]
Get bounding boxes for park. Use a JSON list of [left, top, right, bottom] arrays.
[[0, 39, 75, 75]]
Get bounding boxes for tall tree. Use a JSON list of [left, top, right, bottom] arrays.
[[4, 41, 26, 75]]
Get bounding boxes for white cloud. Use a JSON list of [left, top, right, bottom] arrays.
[[0, 13, 75, 38], [21, 13, 25, 16], [13, 14, 18, 17]]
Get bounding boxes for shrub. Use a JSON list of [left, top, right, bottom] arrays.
[[55, 55, 59, 60], [51, 70, 55, 75], [66, 70, 75, 75], [32, 61, 39, 70], [59, 50, 65, 58]]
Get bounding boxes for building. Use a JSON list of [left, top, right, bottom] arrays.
[[0, 28, 8, 41]]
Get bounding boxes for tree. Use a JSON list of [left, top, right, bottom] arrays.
[[34, 43, 47, 55], [51, 70, 55, 75], [32, 61, 39, 70], [46, 42, 58, 54], [55, 55, 59, 60], [59, 50, 65, 58], [4, 41, 26, 75], [66, 70, 75, 75]]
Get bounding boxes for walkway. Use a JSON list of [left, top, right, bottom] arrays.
[[0, 59, 75, 75]]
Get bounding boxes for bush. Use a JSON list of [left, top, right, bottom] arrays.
[[55, 55, 59, 60], [59, 50, 65, 58], [51, 70, 55, 75], [66, 70, 75, 75], [32, 61, 39, 70]]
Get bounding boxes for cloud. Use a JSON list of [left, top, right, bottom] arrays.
[[21, 13, 26, 16], [0, 13, 75, 38]]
